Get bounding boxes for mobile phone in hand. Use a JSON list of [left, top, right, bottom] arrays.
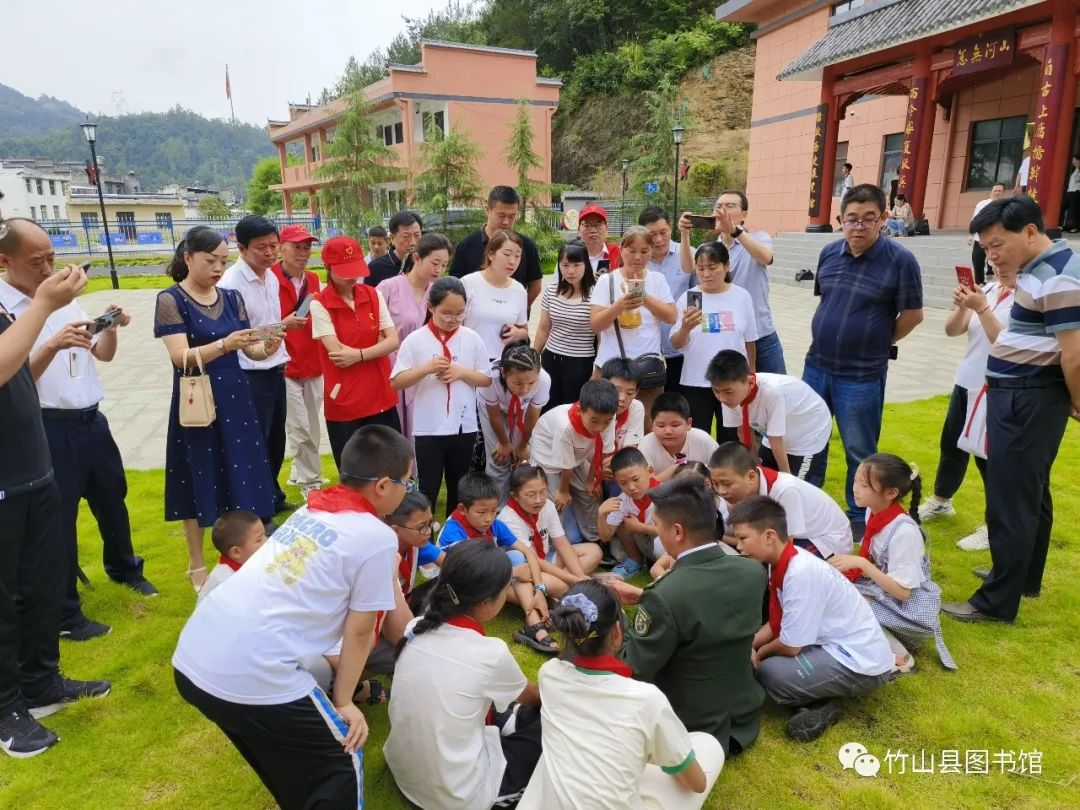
[[955, 265, 976, 290], [629, 281, 645, 298], [88, 309, 122, 335], [295, 297, 313, 318], [80, 262, 92, 272], [688, 215, 716, 230], [687, 290, 703, 310]]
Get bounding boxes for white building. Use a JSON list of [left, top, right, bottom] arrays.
[[0, 163, 70, 223]]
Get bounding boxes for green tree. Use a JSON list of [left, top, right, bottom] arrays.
[[246, 156, 283, 215], [196, 196, 230, 219], [504, 100, 545, 216], [313, 91, 399, 238], [626, 80, 687, 210], [413, 117, 484, 231], [387, 1, 487, 65]]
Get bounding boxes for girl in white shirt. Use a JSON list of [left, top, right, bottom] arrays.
[[462, 230, 530, 361], [385, 540, 543, 810], [391, 277, 491, 517], [590, 226, 676, 431], [518, 580, 722, 810], [670, 239, 759, 439], [830, 453, 956, 672]]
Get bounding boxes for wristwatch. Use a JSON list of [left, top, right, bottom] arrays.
[[216, 338, 226, 354], [731, 226, 745, 239]]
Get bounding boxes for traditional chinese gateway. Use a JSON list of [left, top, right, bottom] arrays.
[[715, 0, 1080, 233]]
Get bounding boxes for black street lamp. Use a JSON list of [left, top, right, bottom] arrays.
[[80, 121, 119, 290], [671, 124, 685, 224], [620, 157, 630, 236]]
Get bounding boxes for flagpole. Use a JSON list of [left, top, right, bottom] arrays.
[[226, 65, 243, 205]]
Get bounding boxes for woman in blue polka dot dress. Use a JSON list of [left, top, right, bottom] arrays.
[[154, 227, 276, 592]]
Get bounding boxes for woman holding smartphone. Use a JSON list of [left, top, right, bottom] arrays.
[[310, 236, 400, 470]]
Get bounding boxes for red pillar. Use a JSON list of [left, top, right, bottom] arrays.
[[910, 47, 937, 219], [276, 142, 288, 180], [283, 190, 293, 217], [807, 72, 840, 232]]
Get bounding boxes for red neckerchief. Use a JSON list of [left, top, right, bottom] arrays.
[[758, 465, 778, 493], [569, 402, 603, 495], [768, 540, 799, 637], [307, 484, 379, 515], [739, 375, 760, 450], [574, 654, 633, 678], [506, 497, 544, 557], [398, 546, 416, 595], [426, 320, 456, 413], [843, 502, 906, 582], [218, 553, 242, 572], [506, 393, 525, 441], [450, 507, 491, 541], [614, 408, 630, 448], [631, 478, 661, 523], [445, 614, 485, 635]]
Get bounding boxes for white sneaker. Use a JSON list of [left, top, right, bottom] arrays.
[[956, 525, 989, 551], [918, 499, 955, 521]]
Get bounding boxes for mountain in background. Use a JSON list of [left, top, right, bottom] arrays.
[[0, 84, 274, 198]]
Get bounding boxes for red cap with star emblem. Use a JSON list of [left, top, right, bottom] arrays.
[[279, 223, 317, 243], [322, 236, 370, 279], [579, 203, 608, 224]]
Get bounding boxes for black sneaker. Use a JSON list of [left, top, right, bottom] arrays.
[[599, 552, 618, 568], [122, 577, 159, 597], [59, 617, 111, 642], [26, 676, 111, 719], [786, 699, 843, 742], [0, 708, 59, 758]]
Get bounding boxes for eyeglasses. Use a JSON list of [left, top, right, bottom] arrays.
[[399, 520, 440, 537], [842, 218, 880, 230], [436, 312, 466, 323], [342, 473, 419, 492]]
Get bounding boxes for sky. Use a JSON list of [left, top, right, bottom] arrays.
[[6, 0, 448, 126]]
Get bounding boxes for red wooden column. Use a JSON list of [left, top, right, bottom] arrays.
[[1028, 0, 1078, 223], [898, 46, 936, 219], [807, 71, 840, 232]]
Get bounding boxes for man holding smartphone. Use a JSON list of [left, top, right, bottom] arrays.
[[0, 218, 157, 646]]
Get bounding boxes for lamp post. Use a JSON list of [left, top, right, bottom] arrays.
[[620, 157, 630, 236], [80, 121, 119, 290], [671, 124, 685, 223]]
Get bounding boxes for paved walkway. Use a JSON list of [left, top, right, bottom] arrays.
[[82, 282, 964, 470]]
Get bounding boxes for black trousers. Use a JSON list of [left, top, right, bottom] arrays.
[[415, 432, 477, 518], [662, 354, 685, 394], [971, 381, 1070, 621], [0, 481, 63, 713], [759, 444, 829, 489], [497, 704, 544, 801], [971, 242, 988, 286], [540, 350, 595, 412], [42, 409, 143, 628], [932, 385, 988, 499], [246, 368, 288, 509], [681, 385, 738, 444], [1064, 190, 1080, 231], [326, 407, 401, 472], [175, 670, 360, 810]]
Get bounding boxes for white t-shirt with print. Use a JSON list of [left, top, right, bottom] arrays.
[[864, 511, 926, 591], [498, 500, 564, 557], [478, 367, 552, 413], [384, 622, 527, 810], [615, 399, 646, 450], [390, 325, 490, 436], [673, 286, 760, 388], [517, 659, 696, 810], [720, 373, 832, 457], [530, 404, 616, 473], [606, 490, 656, 529], [172, 508, 397, 704], [638, 428, 718, 473], [591, 270, 674, 366], [761, 471, 852, 558], [953, 283, 1013, 392], [462, 272, 528, 360], [777, 548, 894, 677]]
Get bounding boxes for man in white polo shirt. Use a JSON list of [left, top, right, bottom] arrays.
[[640, 206, 695, 393], [0, 219, 157, 644], [220, 215, 307, 514]]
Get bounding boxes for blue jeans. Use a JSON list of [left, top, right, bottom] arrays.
[[801, 362, 885, 520], [754, 331, 787, 374], [887, 218, 912, 236]]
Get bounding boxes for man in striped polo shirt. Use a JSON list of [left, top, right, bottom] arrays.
[[943, 195, 1080, 624]]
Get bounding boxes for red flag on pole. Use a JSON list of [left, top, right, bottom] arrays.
[[225, 65, 232, 101]]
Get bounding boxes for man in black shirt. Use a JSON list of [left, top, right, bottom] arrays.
[[448, 185, 544, 309], [364, 211, 423, 287], [0, 227, 110, 759]]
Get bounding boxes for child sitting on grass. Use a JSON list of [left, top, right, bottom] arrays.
[[387, 490, 444, 612], [638, 393, 719, 481], [598, 447, 661, 580], [438, 472, 558, 655], [648, 462, 726, 580], [197, 510, 265, 601]]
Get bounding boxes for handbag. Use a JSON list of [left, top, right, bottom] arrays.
[[179, 347, 217, 428], [956, 384, 988, 459], [608, 271, 666, 390]]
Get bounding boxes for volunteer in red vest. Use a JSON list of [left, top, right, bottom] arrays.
[[576, 204, 622, 276], [272, 224, 325, 497], [310, 236, 401, 471]]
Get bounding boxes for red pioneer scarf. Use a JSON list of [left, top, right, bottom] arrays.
[[574, 654, 633, 678], [758, 465, 778, 493], [307, 485, 379, 516], [631, 478, 662, 523], [506, 497, 545, 558], [446, 614, 485, 635], [449, 507, 491, 541], [768, 540, 799, 638], [739, 375, 760, 450], [426, 319, 456, 413], [569, 402, 604, 495], [218, 553, 242, 572], [614, 408, 630, 449], [398, 546, 416, 596], [843, 502, 906, 582], [506, 393, 526, 441]]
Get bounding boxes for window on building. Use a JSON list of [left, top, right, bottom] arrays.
[[421, 110, 446, 138], [24, 178, 32, 193], [81, 212, 99, 229], [966, 116, 1027, 190], [30, 206, 36, 220], [116, 211, 136, 240], [394, 122, 404, 143], [53, 206, 61, 220], [833, 142, 850, 197], [879, 133, 904, 196], [35, 179, 43, 195], [832, 0, 865, 14], [49, 180, 56, 195], [155, 212, 173, 231]]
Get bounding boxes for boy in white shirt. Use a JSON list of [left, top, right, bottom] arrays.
[[729, 497, 893, 742], [172, 426, 413, 808], [709, 442, 852, 559], [638, 392, 719, 481], [600, 357, 646, 451], [707, 350, 832, 487], [530, 379, 618, 545], [598, 447, 662, 580], [197, 510, 266, 602]]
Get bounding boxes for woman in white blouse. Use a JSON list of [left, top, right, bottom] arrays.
[[462, 230, 530, 361]]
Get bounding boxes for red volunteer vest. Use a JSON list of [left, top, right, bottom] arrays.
[[272, 262, 322, 380], [315, 282, 397, 422]]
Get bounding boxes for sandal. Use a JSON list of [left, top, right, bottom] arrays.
[[514, 623, 560, 655], [185, 565, 209, 593], [353, 678, 389, 706]]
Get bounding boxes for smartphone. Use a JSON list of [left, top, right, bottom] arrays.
[[295, 297, 313, 318], [687, 290, 703, 310], [499, 324, 512, 338], [688, 214, 717, 230], [629, 281, 645, 298], [255, 323, 286, 341], [88, 308, 122, 335], [80, 262, 92, 272], [955, 265, 976, 290]]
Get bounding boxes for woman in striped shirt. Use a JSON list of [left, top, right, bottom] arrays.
[[533, 243, 597, 410]]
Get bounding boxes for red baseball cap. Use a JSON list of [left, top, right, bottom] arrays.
[[579, 203, 608, 224], [279, 223, 317, 243], [322, 236, 370, 279]]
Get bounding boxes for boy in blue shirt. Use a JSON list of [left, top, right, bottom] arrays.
[[439, 472, 557, 654]]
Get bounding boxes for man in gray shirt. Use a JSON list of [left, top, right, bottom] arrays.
[[640, 206, 695, 391]]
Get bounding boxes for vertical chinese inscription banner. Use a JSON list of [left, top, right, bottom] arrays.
[[897, 78, 928, 198], [1026, 43, 1067, 206], [807, 104, 828, 218]]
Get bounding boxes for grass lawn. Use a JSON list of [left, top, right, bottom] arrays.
[[84, 274, 174, 294], [1, 397, 1078, 808]]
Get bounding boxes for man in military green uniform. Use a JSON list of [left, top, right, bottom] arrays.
[[611, 476, 766, 757]]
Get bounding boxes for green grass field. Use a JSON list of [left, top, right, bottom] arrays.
[[1, 398, 1077, 809]]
